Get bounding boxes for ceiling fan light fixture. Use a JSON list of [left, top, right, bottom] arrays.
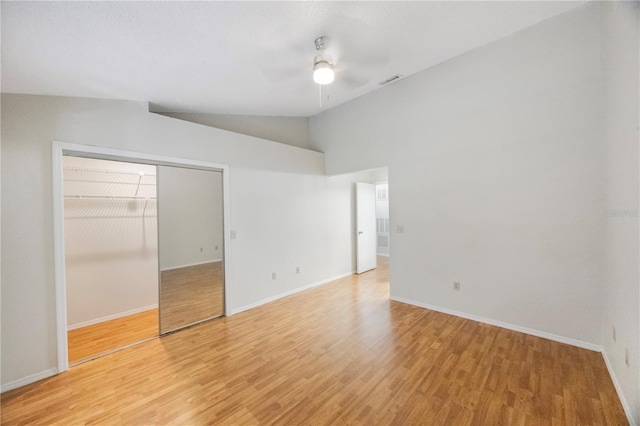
[[313, 61, 334, 85], [313, 57, 334, 85]]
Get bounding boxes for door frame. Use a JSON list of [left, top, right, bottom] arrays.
[[52, 141, 232, 373]]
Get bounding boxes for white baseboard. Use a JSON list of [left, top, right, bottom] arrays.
[[602, 348, 636, 426], [389, 296, 602, 352], [160, 259, 222, 272], [1, 368, 58, 393], [67, 304, 158, 331], [230, 271, 355, 315]]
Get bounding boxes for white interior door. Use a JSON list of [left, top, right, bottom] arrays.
[[356, 182, 377, 274]]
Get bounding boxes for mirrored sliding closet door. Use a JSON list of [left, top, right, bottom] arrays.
[[157, 166, 225, 334]]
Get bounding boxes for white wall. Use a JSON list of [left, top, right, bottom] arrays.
[[158, 166, 223, 270], [311, 3, 605, 346], [0, 94, 360, 389], [63, 157, 158, 328], [228, 167, 378, 310], [601, 2, 640, 424], [311, 2, 639, 420], [157, 112, 312, 151]]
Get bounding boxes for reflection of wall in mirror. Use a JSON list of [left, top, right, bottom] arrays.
[[158, 166, 224, 271]]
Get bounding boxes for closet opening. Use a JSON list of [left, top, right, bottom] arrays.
[[53, 142, 231, 372], [63, 156, 159, 364]]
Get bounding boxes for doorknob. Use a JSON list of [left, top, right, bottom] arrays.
[[358, 231, 363, 235]]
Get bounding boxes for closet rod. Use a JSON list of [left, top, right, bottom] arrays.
[[63, 179, 156, 186], [64, 195, 157, 200], [63, 166, 157, 177]]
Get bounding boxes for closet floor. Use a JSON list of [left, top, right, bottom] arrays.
[[68, 309, 158, 364]]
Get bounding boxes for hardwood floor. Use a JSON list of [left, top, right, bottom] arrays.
[[160, 261, 224, 333], [2, 257, 628, 425], [67, 308, 159, 364], [68, 261, 224, 365]]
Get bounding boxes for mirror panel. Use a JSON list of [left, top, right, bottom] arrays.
[[158, 166, 224, 333]]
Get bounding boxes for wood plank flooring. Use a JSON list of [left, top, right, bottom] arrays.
[[2, 257, 628, 425], [68, 261, 223, 364], [160, 261, 224, 333], [67, 308, 159, 364]]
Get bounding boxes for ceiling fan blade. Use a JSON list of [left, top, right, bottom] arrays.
[[260, 63, 307, 83], [322, 14, 391, 67], [253, 20, 316, 83], [337, 51, 389, 70], [254, 21, 315, 70], [336, 69, 373, 89]]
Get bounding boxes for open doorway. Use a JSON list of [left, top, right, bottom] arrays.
[[63, 156, 159, 364], [375, 182, 390, 258], [355, 167, 389, 274]]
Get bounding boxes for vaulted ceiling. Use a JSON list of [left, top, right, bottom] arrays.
[[2, 1, 584, 117]]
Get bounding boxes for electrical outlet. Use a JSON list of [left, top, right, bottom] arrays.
[[613, 325, 616, 342], [296, 267, 301, 274], [272, 272, 277, 280], [626, 348, 630, 367], [453, 282, 460, 291], [397, 225, 405, 234], [231, 230, 237, 239]]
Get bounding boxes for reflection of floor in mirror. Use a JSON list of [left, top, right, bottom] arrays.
[[67, 308, 158, 364], [160, 261, 224, 332]]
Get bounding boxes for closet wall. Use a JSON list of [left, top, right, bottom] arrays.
[[63, 156, 158, 329]]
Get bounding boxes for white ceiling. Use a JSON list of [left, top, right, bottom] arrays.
[[2, 1, 584, 117]]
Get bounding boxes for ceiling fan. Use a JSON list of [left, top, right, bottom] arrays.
[[312, 36, 334, 85], [258, 25, 389, 92]]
